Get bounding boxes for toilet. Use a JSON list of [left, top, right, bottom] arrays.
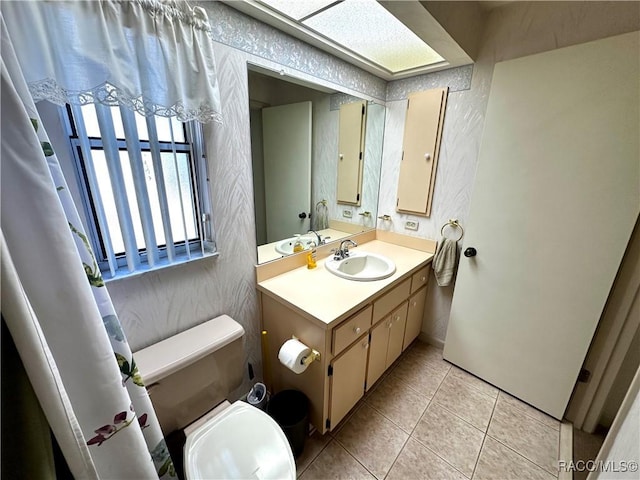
[[134, 315, 296, 479]]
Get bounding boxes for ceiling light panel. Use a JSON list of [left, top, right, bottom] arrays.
[[258, 0, 337, 21], [302, 0, 444, 73]]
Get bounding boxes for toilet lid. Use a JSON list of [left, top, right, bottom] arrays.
[[184, 401, 296, 480]]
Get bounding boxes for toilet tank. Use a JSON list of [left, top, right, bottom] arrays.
[[134, 315, 245, 434]]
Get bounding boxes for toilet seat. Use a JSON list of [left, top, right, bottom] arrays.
[[184, 401, 296, 479]]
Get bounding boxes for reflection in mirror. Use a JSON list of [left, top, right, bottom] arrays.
[[248, 66, 385, 264]]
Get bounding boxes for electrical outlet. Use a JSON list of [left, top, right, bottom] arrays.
[[342, 209, 353, 218], [405, 220, 419, 231]]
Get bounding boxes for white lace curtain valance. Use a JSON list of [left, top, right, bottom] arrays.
[[2, 0, 223, 123]]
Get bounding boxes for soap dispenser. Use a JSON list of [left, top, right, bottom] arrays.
[[306, 241, 317, 269], [293, 234, 304, 253]]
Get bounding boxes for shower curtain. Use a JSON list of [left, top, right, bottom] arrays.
[[1, 21, 174, 480], [1, 1, 222, 477]]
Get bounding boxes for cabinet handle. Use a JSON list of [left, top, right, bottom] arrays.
[[354, 326, 361, 335]]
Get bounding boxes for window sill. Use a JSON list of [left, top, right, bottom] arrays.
[[102, 250, 220, 284]]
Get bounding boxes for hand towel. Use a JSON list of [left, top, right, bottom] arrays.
[[433, 238, 458, 287]]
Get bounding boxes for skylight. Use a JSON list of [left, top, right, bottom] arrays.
[[258, 0, 444, 74]]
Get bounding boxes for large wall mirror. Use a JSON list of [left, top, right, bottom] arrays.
[[248, 65, 385, 264]]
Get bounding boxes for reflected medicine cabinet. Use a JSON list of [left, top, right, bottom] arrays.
[[397, 88, 448, 217], [337, 100, 367, 206]]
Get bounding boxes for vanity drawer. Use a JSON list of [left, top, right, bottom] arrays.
[[333, 305, 373, 355], [372, 278, 411, 323], [411, 267, 429, 293]]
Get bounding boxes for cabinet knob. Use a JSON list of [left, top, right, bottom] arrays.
[[362, 341, 369, 349], [412, 301, 417, 307], [421, 276, 426, 282], [424, 153, 431, 160], [395, 316, 400, 322], [354, 326, 361, 335], [339, 154, 344, 160]]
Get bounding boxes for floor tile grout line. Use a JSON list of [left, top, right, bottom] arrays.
[[405, 395, 472, 479], [429, 399, 489, 435], [443, 369, 500, 403], [332, 435, 384, 480], [381, 427, 412, 480], [469, 393, 499, 479], [487, 433, 561, 477], [409, 430, 474, 478], [497, 392, 561, 431], [363, 395, 428, 436], [296, 438, 332, 479], [490, 396, 560, 474]]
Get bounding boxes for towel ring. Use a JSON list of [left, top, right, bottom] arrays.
[[440, 219, 464, 241]]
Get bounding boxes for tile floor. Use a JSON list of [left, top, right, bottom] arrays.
[[296, 341, 561, 480]]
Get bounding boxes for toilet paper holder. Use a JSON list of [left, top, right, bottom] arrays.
[[292, 335, 321, 366]]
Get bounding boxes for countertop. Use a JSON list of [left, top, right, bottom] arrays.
[[257, 239, 433, 328]]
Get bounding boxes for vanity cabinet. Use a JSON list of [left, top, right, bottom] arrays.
[[366, 301, 408, 390], [397, 88, 448, 217], [259, 261, 430, 433], [328, 333, 369, 429], [403, 266, 429, 350]]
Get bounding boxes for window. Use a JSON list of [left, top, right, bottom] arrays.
[[65, 104, 215, 279]]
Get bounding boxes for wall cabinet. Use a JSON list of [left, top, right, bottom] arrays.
[[260, 263, 430, 433], [337, 101, 367, 205], [397, 88, 448, 217]]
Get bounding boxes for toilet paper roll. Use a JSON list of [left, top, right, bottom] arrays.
[[278, 338, 311, 374]]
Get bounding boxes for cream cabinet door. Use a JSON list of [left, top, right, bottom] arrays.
[[337, 101, 366, 205], [397, 88, 447, 217], [403, 287, 427, 351], [386, 302, 408, 367], [329, 334, 369, 428], [366, 319, 389, 391]]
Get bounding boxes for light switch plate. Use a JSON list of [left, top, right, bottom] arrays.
[[342, 210, 353, 218], [405, 220, 419, 231]]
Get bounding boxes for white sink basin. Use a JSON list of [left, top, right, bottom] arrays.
[[325, 252, 396, 281], [275, 236, 314, 255]]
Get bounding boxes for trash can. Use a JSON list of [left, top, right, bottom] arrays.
[[267, 389, 309, 458], [246, 382, 268, 410]]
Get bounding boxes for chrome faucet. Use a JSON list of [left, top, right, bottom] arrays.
[[307, 230, 323, 246], [334, 239, 358, 260]]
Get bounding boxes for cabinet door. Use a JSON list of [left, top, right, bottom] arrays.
[[329, 335, 369, 428], [366, 319, 389, 391], [386, 302, 408, 367], [397, 88, 447, 216], [403, 287, 427, 351], [337, 101, 366, 205]]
